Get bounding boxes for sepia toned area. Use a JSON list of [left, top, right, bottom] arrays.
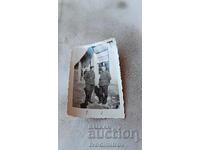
[[72, 41, 121, 109], [59, 0, 141, 150]]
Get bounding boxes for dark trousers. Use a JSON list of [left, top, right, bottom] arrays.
[[99, 85, 108, 104], [84, 84, 94, 104]]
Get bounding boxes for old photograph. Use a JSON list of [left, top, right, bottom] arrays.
[[67, 38, 125, 118], [73, 41, 120, 109], [59, 0, 142, 149]]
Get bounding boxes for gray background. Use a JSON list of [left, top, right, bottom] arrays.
[[58, 0, 142, 149]]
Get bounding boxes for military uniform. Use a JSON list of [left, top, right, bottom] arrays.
[[99, 70, 111, 104], [84, 70, 95, 104]]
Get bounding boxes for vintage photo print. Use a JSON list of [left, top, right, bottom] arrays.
[[67, 38, 124, 118]]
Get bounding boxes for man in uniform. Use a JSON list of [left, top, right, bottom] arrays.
[[84, 66, 95, 105], [98, 66, 111, 104]]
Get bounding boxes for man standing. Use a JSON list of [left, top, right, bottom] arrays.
[[98, 66, 111, 104], [84, 66, 95, 105]]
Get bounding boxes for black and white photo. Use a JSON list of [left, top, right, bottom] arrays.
[[67, 38, 124, 118]]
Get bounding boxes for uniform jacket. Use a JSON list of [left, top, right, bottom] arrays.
[[99, 71, 111, 86], [84, 70, 95, 85]]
